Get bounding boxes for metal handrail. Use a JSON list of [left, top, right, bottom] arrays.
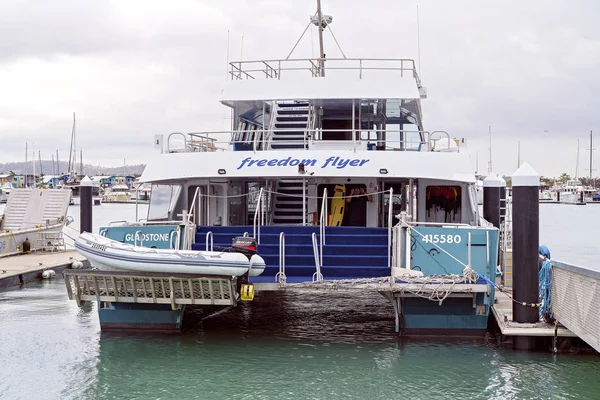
[[165, 129, 434, 154], [169, 229, 179, 250], [228, 57, 422, 86], [387, 187, 393, 268], [134, 230, 144, 247], [319, 188, 328, 248], [275, 232, 287, 284], [311, 232, 323, 282], [253, 187, 264, 244], [467, 232, 472, 269], [188, 187, 200, 226], [206, 231, 213, 251], [166, 132, 188, 153]]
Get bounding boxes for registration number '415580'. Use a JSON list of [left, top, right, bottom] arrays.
[[420, 234, 462, 244]]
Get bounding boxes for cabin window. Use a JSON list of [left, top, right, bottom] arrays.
[[425, 186, 462, 223], [147, 184, 181, 221]]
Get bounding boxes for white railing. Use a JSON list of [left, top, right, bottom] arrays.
[[169, 229, 180, 250], [311, 232, 323, 282], [134, 230, 144, 247], [275, 232, 287, 284], [319, 188, 328, 246], [253, 187, 264, 244], [467, 232, 472, 269], [165, 129, 440, 154], [387, 188, 393, 268], [205, 231, 213, 251], [228, 58, 422, 87]]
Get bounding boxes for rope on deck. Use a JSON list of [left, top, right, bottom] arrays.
[[285, 267, 480, 304]]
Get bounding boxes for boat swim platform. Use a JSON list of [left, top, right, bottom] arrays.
[[0, 250, 87, 289], [63, 269, 238, 308], [491, 291, 575, 338]]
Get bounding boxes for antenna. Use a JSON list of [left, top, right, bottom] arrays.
[[417, 5, 422, 77], [517, 141, 521, 168], [226, 30, 230, 82], [488, 125, 492, 173], [240, 35, 244, 61], [475, 151, 479, 175]]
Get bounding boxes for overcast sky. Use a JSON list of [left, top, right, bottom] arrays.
[[1, 0, 599, 178]]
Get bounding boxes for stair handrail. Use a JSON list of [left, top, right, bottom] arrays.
[[134, 230, 144, 247], [387, 187, 393, 268], [206, 231, 213, 251], [275, 232, 287, 284], [253, 187, 264, 244], [319, 188, 328, 247], [311, 232, 323, 282]]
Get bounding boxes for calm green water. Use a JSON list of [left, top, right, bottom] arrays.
[[1, 280, 600, 400], [2, 204, 600, 399]]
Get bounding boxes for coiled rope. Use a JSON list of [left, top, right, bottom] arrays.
[[539, 259, 553, 320]]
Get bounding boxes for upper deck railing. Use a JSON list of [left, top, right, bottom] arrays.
[[165, 130, 457, 154], [229, 58, 422, 87]]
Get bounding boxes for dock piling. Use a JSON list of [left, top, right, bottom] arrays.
[[511, 163, 540, 349], [483, 172, 503, 229], [80, 176, 93, 233]]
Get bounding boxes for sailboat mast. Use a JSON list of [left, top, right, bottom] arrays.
[[316, 0, 325, 77], [590, 130, 594, 181], [68, 113, 76, 174], [575, 139, 580, 179], [488, 125, 492, 173]]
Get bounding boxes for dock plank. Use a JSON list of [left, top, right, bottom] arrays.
[[492, 291, 576, 337]]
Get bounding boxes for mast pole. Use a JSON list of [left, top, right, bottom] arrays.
[[488, 125, 492, 174], [576, 139, 580, 179], [590, 130, 594, 182], [316, 0, 325, 77]]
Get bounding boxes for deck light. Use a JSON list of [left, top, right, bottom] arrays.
[[218, 169, 226, 175], [379, 168, 388, 175], [298, 163, 305, 174]]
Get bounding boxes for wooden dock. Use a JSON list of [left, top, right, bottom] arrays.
[[0, 251, 87, 289], [491, 291, 575, 337]]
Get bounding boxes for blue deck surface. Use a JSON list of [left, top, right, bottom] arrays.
[[193, 225, 391, 283]]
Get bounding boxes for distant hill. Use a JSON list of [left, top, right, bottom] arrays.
[[0, 161, 145, 176]]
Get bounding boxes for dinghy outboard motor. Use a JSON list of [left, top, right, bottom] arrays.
[[231, 237, 257, 260]]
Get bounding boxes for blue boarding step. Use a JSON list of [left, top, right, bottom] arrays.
[[193, 225, 391, 283]]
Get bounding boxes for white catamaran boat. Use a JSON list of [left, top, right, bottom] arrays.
[[89, 4, 500, 336]]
